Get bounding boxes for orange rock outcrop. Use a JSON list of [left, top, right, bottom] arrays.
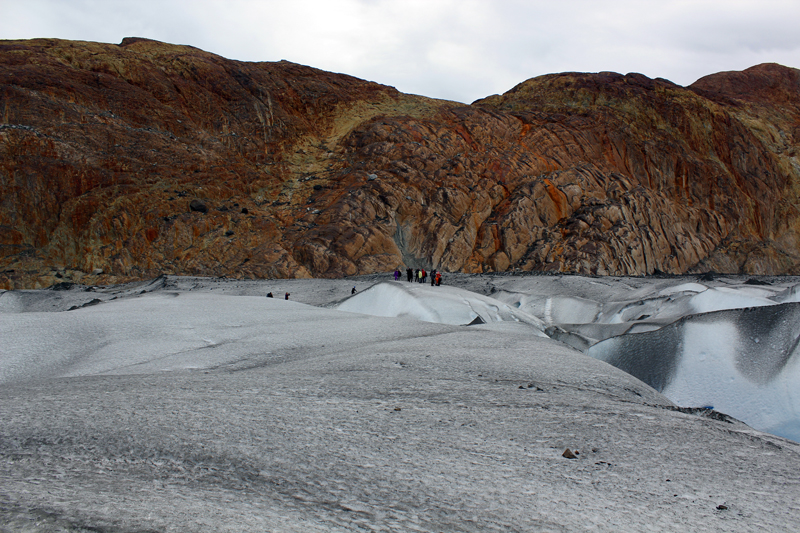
[[1, 39, 799, 288]]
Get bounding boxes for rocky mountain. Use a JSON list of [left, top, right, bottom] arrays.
[[1, 38, 799, 289]]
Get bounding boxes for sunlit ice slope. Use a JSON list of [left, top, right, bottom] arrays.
[[335, 281, 547, 332]]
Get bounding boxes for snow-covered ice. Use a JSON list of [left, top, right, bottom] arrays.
[[2, 273, 800, 531], [336, 281, 546, 332]]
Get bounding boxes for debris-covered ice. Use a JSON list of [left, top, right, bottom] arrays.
[[2, 273, 800, 531]]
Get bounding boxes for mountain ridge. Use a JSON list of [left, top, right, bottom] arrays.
[[1, 38, 799, 288]]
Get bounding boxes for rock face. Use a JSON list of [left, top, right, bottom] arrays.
[[1, 39, 799, 288]]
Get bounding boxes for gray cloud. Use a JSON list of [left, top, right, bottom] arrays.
[[2, 0, 798, 103]]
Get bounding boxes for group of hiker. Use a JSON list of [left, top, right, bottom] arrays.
[[269, 267, 443, 300], [394, 267, 442, 286]]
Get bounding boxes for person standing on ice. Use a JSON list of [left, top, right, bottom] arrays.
[[436, 271, 442, 286], [418, 269, 423, 283], [284, 292, 290, 300], [394, 268, 400, 281], [430, 269, 436, 286], [406, 268, 413, 282]]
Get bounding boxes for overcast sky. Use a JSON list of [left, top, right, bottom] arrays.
[[2, 0, 799, 103]]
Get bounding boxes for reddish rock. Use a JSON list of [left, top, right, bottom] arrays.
[[1, 38, 799, 288]]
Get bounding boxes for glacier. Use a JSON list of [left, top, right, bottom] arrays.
[[2, 273, 800, 531]]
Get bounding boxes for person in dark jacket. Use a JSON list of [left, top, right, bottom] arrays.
[[407, 268, 413, 282], [284, 292, 290, 300]]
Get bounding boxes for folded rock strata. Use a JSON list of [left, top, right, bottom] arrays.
[[1, 38, 799, 288]]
